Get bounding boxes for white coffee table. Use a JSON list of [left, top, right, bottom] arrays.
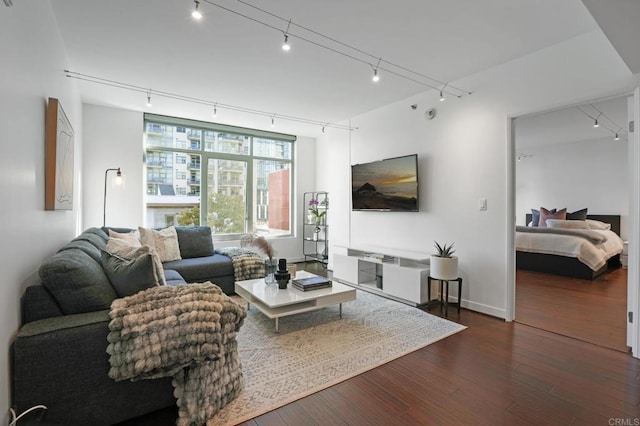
[[235, 270, 357, 332]]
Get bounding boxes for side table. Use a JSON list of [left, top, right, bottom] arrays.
[[426, 276, 462, 317]]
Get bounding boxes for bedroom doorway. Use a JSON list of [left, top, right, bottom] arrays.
[[511, 93, 633, 353]]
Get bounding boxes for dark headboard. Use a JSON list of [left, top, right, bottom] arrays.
[[524, 214, 621, 236]]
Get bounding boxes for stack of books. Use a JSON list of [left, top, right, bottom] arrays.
[[292, 276, 332, 291]]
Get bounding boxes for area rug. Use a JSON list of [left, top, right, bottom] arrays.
[[209, 289, 466, 425]]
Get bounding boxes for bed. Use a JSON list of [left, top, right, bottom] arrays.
[[516, 214, 623, 280]]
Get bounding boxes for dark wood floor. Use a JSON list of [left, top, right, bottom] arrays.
[[516, 267, 628, 352], [122, 262, 640, 425]]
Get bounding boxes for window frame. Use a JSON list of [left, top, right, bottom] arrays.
[[144, 113, 296, 241]]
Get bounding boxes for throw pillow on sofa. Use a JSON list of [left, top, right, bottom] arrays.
[[109, 229, 141, 247], [139, 226, 182, 262], [107, 229, 167, 286], [106, 241, 166, 287], [101, 249, 162, 298], [175, 226, 214, 258], [39, 248, 118, 314]]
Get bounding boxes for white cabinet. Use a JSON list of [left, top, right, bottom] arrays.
[[332, 246, 430, 306]]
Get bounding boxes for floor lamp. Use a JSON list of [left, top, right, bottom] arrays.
[[103, 167, 123, 227]]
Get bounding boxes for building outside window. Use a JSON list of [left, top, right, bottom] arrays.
[[143, 115, 295, 238]]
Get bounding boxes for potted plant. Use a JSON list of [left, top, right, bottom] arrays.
[[430, 241, 459, 280]]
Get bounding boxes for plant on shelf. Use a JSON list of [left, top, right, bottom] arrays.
[[430, 241, 459, 280], [308, 197, 326, 226]]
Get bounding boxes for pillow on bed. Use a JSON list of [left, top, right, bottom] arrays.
[[546, 219, 590, 229], [586, 219, 612, 230], [539, 207, 566, 228], [566, 208, 588, 221], [531, 208, 556, 227]]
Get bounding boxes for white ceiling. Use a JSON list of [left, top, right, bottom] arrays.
[[50, 0, 601, 137]]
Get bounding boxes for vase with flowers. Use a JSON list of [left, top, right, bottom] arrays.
[[308, 197, 327, 226]]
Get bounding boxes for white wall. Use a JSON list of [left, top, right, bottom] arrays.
[[83, 105, 144, 228], [82, 104, 317, 262], [516, 137, 629, 237], [320, 30, 639, 319], [0, 1, 82, 419]]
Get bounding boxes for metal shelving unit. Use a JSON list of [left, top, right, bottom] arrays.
[[303, 191, 329, 266]]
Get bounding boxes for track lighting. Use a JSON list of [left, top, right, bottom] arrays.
[[615, 133, 620, 141], [593, 119, 599, 128], [213, 104, 217, 118], [271, 116, 275, 127], [372, 69, 380, 82], [439, 91, 445, 102], [282, 34, 290, 51], [321, 125, 325, 133], [192, 0, 202, 20], [65, 70, 358, 132]]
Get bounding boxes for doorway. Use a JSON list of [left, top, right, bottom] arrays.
[[512, 95, 630, 352]]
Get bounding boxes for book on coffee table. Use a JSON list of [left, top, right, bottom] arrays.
[[292, 276, 332, 291]]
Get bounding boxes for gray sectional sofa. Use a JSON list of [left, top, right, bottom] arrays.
[[11, 225, 238, 425]]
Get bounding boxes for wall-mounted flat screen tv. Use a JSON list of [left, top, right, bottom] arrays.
[[351, 154, 419, 211]]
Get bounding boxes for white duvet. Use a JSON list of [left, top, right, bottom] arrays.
[[515, 229, 624, 271]]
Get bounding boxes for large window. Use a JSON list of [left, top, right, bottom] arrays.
[[144, 114, 295, 238]]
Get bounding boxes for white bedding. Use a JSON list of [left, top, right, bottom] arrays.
[[515, 229, 624, 271]]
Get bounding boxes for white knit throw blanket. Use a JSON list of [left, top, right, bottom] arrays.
[[106, 282, 247, 425]]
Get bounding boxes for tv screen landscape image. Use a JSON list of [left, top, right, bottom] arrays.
[[351, 154, 419, 211]]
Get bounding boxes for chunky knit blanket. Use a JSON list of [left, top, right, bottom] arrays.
[[215, 247, 266, 281], [107, 282, 247, 425]]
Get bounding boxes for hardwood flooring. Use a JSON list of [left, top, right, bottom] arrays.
[[516, 267, 628, 352], [121, 262, 640, 425]]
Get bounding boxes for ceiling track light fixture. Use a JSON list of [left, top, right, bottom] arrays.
[[146, 89, 152, 107], [213, 103, 217, 118], [577, 105, 625, 141], [192, 0, 202, 20], [271, 116, 276, 127], [65, 70, 357, 131], [198, 0, 472, 97], [282, 19, 292, 51], [371, 57, 382, 83], [439, 83, 448, 101]]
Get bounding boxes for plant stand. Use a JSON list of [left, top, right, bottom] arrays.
[[426, 276, 462, 316]]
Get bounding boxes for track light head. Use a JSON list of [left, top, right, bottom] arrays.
[[146, 95, 152, 108], [282, 34, 290, 51], [372, 69, 380, 82], [271, 117, 275, 128], [192, 0, 202, 20], [615, 133, 620, 141], [439, 91, 445, 102], [593, 119, 599, 128], [213, 106, 217, 118]]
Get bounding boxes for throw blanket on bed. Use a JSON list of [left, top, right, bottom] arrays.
[[515, 226, 608, 244], [107, 282, 247, 425], [215, 247, 266, 280]]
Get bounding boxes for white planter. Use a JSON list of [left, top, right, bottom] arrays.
[[430, 256, 459, 280]]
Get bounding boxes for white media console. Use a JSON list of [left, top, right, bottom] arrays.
[[332, 245, 431, 306]]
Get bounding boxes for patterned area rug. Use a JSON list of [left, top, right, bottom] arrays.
[[208, 289, 466, 425]]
